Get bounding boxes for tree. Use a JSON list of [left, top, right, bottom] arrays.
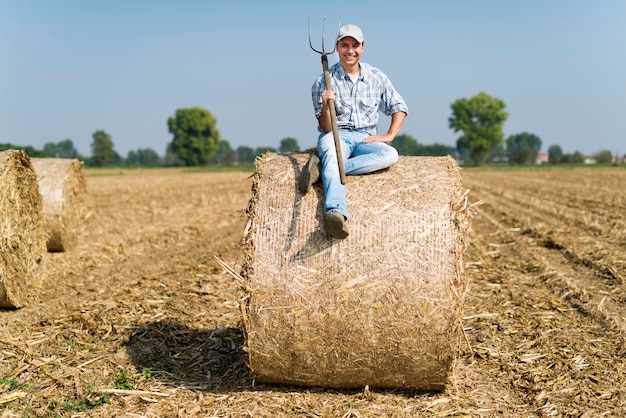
[[572, 151, 585, 163], [236, 145, 255, 164], [595, 150, 613, 164], [127, 150, 137, 164], [43, 142, 58, 157], [110, 151, 123, 165], [167, 107, 220, 166], [90, 130, 115, 167], [139, 148, 161, 165], [506, 132, 542, 165], [127, 148, 161, 166], [212, 140, 237, 164], [449, 92, 508, 165], [279, 137, 300, 152], [0, 143, 45, 157], [548, 144, 563, 164], [561, 151, 585, 164], [56, 139, 78, 158], [391, 134, 419, 155], [416, 143, 457, 157], [43, 139, 78, 158], [164, 151, 183, 166]]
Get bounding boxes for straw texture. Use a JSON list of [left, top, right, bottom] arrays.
[[241, 152, 473, 390], [0, 150, 47, 308], [31, 158, 88, 252]]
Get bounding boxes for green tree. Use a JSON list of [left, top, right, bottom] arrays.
[[548, 144, 563, 164], [391, 134, 419, 155], [236, 145, 255, 164], [164, 151, 183, 166], [506, 132, 542, 165], [279, 137, 300, 152], [90, 130, 115, 167], [449, 92, 508, 165], [561, 151, 585, 164], [57, 139, 78, 158], [212, 140, 237, 164], [167, 107, 220, 166], [43, 142, 58, 157], [416, 143, 457, 157], [27, 146, 46, 157], [128, 148, 161, 166], [127, 150, 137, 164], [0, 143, 45, 157], [595, 150, 613, 164], [572, 151, 585, 163], [139, 148, 161, 165], [111, 151, 123, 165], [43, 139, 78, 158], [487, 144, 508, 163]]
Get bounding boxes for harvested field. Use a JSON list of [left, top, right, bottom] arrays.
[[1, 165, 625, 416]]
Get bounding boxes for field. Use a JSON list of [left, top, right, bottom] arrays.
[[1, 163, 625, 417]]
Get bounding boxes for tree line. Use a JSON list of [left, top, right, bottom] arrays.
[[448, 92, 618, 165], [2, 94, 620, 167]]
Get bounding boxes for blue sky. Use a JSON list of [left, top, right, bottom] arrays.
[[1, 0, 624, 158]]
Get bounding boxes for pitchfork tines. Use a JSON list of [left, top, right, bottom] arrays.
[[308, 15, 339, 56]]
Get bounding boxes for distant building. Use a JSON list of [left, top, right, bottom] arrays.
[[535, 151, 548, 164]]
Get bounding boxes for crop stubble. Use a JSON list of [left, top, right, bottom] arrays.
[[0, 166, 624, 416]]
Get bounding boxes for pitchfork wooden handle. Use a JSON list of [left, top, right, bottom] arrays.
[[322, 55, 346, 185]]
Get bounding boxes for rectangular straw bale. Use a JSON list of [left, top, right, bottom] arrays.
[[0, 150, 47, 308], [241, 152, 473, 391], [31, 158, 89, 252]]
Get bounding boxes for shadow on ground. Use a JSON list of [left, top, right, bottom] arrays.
[[125, 320, 250, 392], [125, 320, 428, 398]]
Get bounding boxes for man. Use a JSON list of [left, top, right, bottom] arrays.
[[300, 23, 408, 239]]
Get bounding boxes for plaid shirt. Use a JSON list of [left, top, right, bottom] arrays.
[[312, 62, 408, 135]]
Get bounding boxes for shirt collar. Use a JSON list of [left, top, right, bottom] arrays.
[[334, 62, 368, 81]]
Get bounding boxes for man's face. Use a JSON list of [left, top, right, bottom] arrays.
[[336, 36, 364, 67]]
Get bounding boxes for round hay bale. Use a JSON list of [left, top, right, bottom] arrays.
[[0, 150, 47, 308], [30, 158, 88, 252], [241, 153, 474, 390]]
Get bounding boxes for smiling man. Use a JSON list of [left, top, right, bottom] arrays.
[[301, 24, 409, 239]]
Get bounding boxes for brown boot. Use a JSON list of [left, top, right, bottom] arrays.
[[324, 210, 349, 239], [298, 154, 320, 194]]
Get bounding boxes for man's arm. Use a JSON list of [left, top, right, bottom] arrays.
[[363, 111, 407, 143], [317, 90, 336, 133]]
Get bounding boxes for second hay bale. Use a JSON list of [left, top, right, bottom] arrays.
[[31, 158, 88, 252], [0, 150, 47, 308], [241, 153, 474, 390]]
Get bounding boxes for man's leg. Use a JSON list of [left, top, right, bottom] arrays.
[[344, 140, 399, 175], [318, 130, 353, 220], [317, 130, 354, 239]]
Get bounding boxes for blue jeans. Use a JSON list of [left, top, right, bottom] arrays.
[[317, 129, 398, 219]]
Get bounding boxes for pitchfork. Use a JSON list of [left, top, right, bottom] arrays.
[[308, 15, 346, 184]]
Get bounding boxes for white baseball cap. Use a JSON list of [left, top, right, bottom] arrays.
[[336, 24, 364, 44]]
